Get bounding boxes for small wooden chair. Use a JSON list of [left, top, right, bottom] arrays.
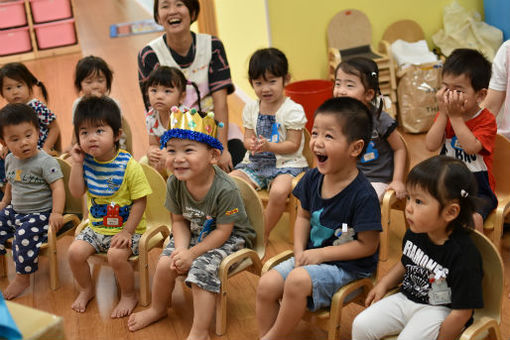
[[73, 162, 171, 306], [483, 134, 510, 248], [0, 157, 82, 290], [383, 229, 504, 340]]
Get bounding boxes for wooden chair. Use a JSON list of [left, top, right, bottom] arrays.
[[0, 157, 82, 290], [258, 129, 314, 243], [483, 134, 510, 248], [383, 229, 504, 340], [73, 162, 171, 306]]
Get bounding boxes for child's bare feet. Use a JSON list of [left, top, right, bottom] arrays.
[[128, 308, 167, 331], [186, 330, 210, 340], [111, 294, 138, 318], [71, 286, 95, 313], [3, 274, 30, 300]]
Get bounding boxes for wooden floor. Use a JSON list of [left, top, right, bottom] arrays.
[[0, 1, 509, 339]]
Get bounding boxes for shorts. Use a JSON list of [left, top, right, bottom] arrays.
[[273, 257, 370, 312], [76, 226, 142, 255], [237, 166, 306, 190]]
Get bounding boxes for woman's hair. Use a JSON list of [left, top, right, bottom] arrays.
[[74, 96, 122, 149], [407, 155, 479, 231], [0, 104, 39, 139], [248, 47, 289, 81], [335, 57, 382, 117], [0, 62, 49, 102], [153, 0, 200, 24], [74, 55, 113, 93]]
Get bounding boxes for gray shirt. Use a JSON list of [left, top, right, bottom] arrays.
[[165, 166, 256, 248], [5, 151, 63, 213]]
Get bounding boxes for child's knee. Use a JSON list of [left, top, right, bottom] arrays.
[[269, 182, 291, 201], [284, 268, 312, 295], [107, 247, 131, 267], [257, 270, 284, 300], [68, 241, 93, 263]]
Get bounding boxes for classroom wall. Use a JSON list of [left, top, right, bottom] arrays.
[[267, 0, 484, 82]]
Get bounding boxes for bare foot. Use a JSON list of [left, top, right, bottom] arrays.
[[186, 330, 210, 340], [71, 286, 95, 313], [3, 274, 30, 300], [111, 294, 138, 318], [127, 308, 167, 332]]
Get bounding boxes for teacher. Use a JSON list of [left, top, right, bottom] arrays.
[[138, 0, 242, 171]]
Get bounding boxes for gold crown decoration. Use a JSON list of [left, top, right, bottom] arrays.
[[160, 106, 224, 151]]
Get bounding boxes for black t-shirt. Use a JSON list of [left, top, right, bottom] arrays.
[[400, 228, 483, 309]]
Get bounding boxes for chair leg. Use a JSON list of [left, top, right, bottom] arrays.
[[47, 228, 60, 290], [215, 287, 228, 336], [138, 255, 150, 307], [0, 255, 7, 278]]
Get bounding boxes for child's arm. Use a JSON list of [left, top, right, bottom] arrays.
[[68, 144, 86, 198], [243, 128, 257, 155], [483, 89, 505, 117], [147, 135, 164, 166], [255, 129, 302, 155], [385, 130, 407, 199], [365, 261, 405, 306], [436, 309, 474, 340], [0, 183, 12, 211], [49, 178, 65, 231], [42, 121, 60, 153], [293, 205, 311, 266], [110, 196, 147, 249], [425, 87, 449, 152]]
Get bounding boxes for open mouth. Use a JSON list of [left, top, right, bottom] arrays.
[[168, 18, 182, 26], [315, 153, 328, 163]]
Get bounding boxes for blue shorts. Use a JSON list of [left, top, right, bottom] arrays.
[[273, 257, 365, 312]]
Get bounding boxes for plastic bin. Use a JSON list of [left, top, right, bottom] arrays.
[[285, 80, 334, 131], [29, 0, 72, 24], [0, 26, 32, 56], [34, 18, 76, 49], [0, 0, 27, 29], [484, 0, 510, 40]]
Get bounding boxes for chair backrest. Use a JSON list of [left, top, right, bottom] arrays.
[[492, 134, 510, 198], [230, 175, 265, 260], [302, 128, 314, 168], [56, 157, 83, 216], [327, 9, 372, 50], [140, 162, 172, 231], [121, 116, 133, 155], [382, 19, 425, 44]]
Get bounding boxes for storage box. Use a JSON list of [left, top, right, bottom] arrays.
[[34, 18, 76, 49], [29, 0, 71, 23], [0, 26, 32, 56], [0, 0, 27, 29]]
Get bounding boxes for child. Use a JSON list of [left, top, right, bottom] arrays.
[[68, 55, 127, 151], [256, 97, 382, 340], [425, 48, 497, 231], [127, 107, 256, 340], [0, 62, 60, 153], [333, 57, 407, 200], [352, 155, 483, 340], [0, 103, 65, 299], [67, 96, 152, 318], [231, 48, 308, 239], [144, 66, 186, 173]]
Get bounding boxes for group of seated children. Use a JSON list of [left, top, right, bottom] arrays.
[[0, 45, 499, 340]]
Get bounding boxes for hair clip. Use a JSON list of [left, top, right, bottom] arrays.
[[460, 189, 469, 198], [370, 71, 377, 77]]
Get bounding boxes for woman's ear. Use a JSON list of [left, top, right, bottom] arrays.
[[442, 201, 460, 223]]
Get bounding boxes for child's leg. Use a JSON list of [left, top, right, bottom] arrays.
[[265, 174, 293, 237], [187, 284, 216, 340], [107, 246, 137, 318], [68, 239, 97, 312], [371, 182, 389, 202], [397, 303, 450, 340], [229, 170, 257, 189], [256, 269, 285, 337], [128, 255, 179, 331]]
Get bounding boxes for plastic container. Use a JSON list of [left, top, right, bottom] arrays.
[[0, 0, 27, 29], [285, 80, 334, 131], [0, 26, 32, 56], [29, 0, 72, 24], [484, 0, 510, 41], [34, 18, 76, 49]]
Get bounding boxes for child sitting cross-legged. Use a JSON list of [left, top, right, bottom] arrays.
[[256, 97, 382, 340], [128, 107, 256, 340]]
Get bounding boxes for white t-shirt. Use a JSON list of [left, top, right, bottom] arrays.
[[489, 40, 510, 138]]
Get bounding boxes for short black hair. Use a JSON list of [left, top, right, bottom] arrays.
[[442, 48, 491, 91], [0, 103, 39, 139], [314, 97, 373, 156], [144, 66, 187, 94], [74, 96, 122, 149], [248, 47, 289, 81], [154, 0, 200, 24], [74, 55, 113, 93]]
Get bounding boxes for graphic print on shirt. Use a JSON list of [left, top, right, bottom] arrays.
[[441, 136, 483, 171], [310, 209, 355, 247]]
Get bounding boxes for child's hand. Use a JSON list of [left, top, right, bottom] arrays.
[[147, 148, 162, 165], [436, 86, 449, 115], [248, 135, 258, 155], [0, 201, 7, 211], [364, 283, 388, 306], [386, 180, 407, 200], [70, 144, 85, 164], [0, 145, 8, 159], [49, 212, 63, 232], [170, 248, 195, 273], [110, 230, 132, 249], [444, 89, 469, 118], [254, 135, 271, 153], [294, 249, 323, 266]]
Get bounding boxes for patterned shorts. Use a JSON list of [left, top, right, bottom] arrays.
[[76, 226, 142, 255]]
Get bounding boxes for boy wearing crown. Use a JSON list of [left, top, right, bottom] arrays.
[[128, 107, 256, 339]]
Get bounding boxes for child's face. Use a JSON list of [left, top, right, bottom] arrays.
[[148, 84, 185, 114], [1, 122, 39, 160], [440, 73, 486, 115], [310, 113, 363, 176], [81, 71, 108, 97], [157, 0, 192, 33], [165, 138, 219, 182], [78, 121, 119, 161], [251, 72, 288, 106], [1, 76, 31, 104], [333, 69, 374, 105]]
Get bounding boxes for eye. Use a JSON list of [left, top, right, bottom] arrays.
[[334, 81, 341, 87], [325, 134, 333, 139], [79, 131, 87, 137], [167, 148, 175, 154], [165, 89, 173, 94], [96, 128, 105, 134], [414, 199, 422, 205], [311, 131, 318, 137]]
